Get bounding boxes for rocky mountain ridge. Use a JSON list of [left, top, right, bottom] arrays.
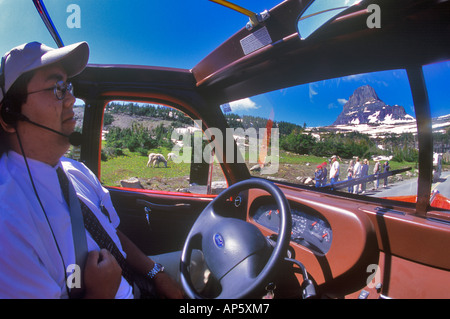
[[333, 85, 414, 125]]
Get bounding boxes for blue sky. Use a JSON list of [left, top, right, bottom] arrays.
[[225, 69, 419, 127], [1, 0, 448, 127], [0, 0, 281, 68]]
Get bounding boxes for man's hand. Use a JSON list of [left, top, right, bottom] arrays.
[[83, 249, 122, 299], [153, 272, 185, 299], [115, 230, 185, 299]]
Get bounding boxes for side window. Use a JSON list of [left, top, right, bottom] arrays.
[[99, 101, 227, 195], [423, 61, 450, 210], [222, 70, 420, 204]]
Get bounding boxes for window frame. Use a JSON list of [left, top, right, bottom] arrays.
[[84, 95, 232, 197]]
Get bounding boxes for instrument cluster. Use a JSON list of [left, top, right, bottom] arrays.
[[252, 204, 333, 254]]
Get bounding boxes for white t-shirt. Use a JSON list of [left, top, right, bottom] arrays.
[[330, 160, 340, 179], [0, 151, 133, 299]]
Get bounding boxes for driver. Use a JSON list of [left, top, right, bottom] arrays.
[[0, 41, 195, 299]]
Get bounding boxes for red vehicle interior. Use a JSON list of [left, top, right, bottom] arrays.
[[71, 0, 450, 299]]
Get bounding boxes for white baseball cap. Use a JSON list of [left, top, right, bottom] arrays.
[[0, 41, 89, 101]]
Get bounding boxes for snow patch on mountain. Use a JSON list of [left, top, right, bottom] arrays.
[[333, 85, 415, 126]]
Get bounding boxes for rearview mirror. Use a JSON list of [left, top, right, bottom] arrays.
[[297, 0, 362, 40]]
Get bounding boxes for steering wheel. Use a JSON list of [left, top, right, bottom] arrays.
[[180, 178, 292, 299]]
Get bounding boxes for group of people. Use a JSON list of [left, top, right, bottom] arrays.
[[314, 155, 391, 192], [314, 155, 340, 187], [314, 161, 328, 187], [347, 157, 369, 194], [347, 157, 390, 193]]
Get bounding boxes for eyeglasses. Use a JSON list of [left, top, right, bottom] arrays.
[[25, 81, 73, 100]]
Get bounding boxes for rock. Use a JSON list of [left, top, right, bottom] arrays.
[[120, 177, 143, 189], [304, 177, 314, 186], [296, 176, 305, 183]]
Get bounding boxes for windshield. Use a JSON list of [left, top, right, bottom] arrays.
[[222, 69, 422, 201], [297, 0, 362, 39]]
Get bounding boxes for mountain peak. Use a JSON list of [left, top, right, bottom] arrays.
[[346, 85, 380, 108], [333, 85, 414, 125]]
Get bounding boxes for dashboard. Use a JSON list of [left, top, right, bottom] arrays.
[[252, 203, 333, 254], [246, 189, 378, 289]]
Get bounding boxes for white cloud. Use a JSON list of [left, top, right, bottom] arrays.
[[229, 98, 260, 112], [328, 103, 338, 109], [338, 98, 348, 105], [342, 73, 366, 82], [309, 83, 318, 100]]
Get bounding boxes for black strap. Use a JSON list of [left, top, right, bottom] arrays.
[[77, 199, 135, 286]]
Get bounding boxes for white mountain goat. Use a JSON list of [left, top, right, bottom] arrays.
[[146, 153, 168, 168]]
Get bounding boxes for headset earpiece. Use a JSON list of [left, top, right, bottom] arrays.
[[0, 55, 13, 125], [0, 55, 5, 94], [1, 98, 20, 126], [0, 55, 20, 126]]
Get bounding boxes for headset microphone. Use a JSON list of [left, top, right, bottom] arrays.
[[68, 131, 82, 147], [16, 113, 83, 147]]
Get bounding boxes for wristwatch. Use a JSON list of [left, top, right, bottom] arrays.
[[147, 263, 164, 280]]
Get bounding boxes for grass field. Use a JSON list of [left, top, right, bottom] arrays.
[[100, 145, 419, 193], [100, 147, 192, 191]]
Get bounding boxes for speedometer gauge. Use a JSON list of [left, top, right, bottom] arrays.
[[321, 229, 331, 242], [292, 214, 307, 234], [252, 204, 333, 254]]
